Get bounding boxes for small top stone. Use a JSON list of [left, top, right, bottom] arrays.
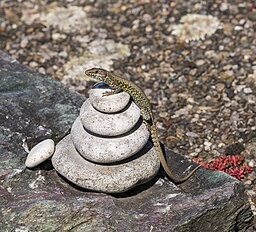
[[89, 84, 130, 113], [25, 139, 55, 168]]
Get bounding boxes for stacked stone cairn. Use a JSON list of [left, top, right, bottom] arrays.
[[51, 83, 160, 193]]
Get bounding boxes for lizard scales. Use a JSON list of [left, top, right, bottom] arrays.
[[85, 68, 201, 184]]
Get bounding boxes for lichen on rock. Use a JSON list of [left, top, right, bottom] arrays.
[[61, 39, 130, 91], [171, 14, 222, 42], [40, 6, 91, 33]]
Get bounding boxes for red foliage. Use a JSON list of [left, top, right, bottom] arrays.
[[193, 155, 254, 180]]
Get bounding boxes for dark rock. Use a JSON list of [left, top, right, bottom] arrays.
[[0, 51, 253, 231], [225, 142, 245, 156], [226, 88, 235, 99]]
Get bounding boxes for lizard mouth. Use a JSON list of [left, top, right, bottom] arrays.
[[84, 69, 95, 77]]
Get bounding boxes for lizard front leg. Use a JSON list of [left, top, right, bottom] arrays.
[[102, 87, 122, 97]]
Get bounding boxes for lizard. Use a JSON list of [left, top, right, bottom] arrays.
[[85, 68, 201, 184]]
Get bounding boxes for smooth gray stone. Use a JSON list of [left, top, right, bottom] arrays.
[[71, 117, 150, 163], [52, 134, 160, 193], [89, 88, 130, 113], [80, 99, 141, 136], [0, 51, 253, 231], [25, 139, 55, 168]]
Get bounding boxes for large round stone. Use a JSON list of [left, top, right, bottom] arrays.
[[80, 100, 141, 137], [71, 117, 150, 163], [51, 135, 160, 193]]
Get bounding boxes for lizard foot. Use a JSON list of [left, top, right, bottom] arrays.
[[102, 88, 122, 97], [102, 91, 115, 97]]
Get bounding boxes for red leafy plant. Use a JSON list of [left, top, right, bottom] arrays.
[[193, 155, 254, 180]]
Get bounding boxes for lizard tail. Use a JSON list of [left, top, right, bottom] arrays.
[[150, 124, 201, 184]]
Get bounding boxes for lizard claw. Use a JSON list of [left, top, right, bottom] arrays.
[[102, 91, 110, 97], [102, 90, 115, 97]]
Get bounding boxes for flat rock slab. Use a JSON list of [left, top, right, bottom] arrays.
[[0, 51, 254, 231]]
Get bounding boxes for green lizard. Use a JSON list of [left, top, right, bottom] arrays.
[[85, 68, 201, 184]]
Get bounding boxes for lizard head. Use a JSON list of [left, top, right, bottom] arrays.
[[85, 68, 108, 82]]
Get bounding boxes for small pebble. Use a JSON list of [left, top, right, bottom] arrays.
[[234, 26, 243, 31], [59, 51, 68, 58], [220, 3, 228, 11], [243, 87, 252, 94], [25, 139, 55, 168], [247, 190, 256, 196], [204, 141, 212, 151], [29, 61, 38, 68], [186, 131, 199, 137], [244, 180, 252, 185], [38, 67, 46, 74], [235, 85, 245, 92], [196, 59, 205, 66], [216, 83, 225, 92], [20, 38, 28, 48], [249, 160, 255, 167], [52, 33, 66, 40]]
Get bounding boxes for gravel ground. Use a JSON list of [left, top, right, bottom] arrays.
[[0, 0, 255, 219]]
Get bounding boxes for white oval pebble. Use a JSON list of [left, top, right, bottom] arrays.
[[25, 139, 55, 168], [71, 117, 150, 163], [52, 135, 160, 193], [80, 99, 141, 136], [89, 88, 130, 113]]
